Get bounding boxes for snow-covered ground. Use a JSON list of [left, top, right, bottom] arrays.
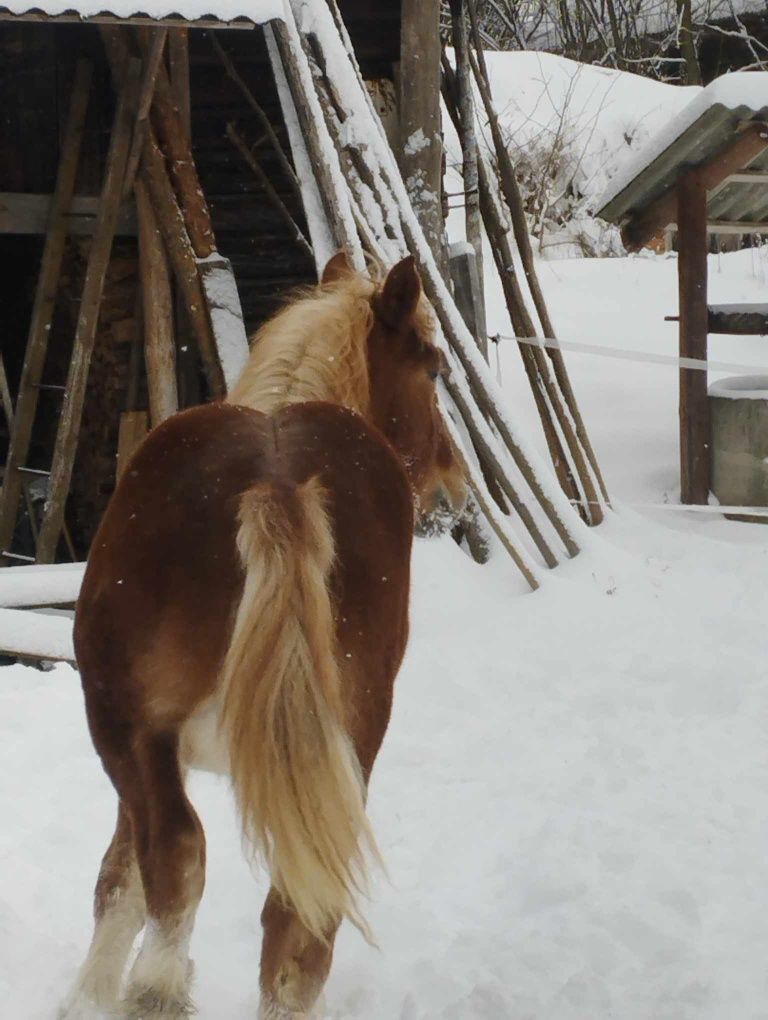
[[3, 51, 768, 1020]]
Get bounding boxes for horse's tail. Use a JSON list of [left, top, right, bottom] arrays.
[[220, 475, 375, 941]]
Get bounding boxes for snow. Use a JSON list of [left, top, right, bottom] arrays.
[[0, 562, 84, 608], [198, 258, 250, 391], [1, 0, 283, 22], [598, 72, 768, 211], [0, 607, 75, 660], [709, 374, 768, 399], [4, 243, 768, 1016], [443, 51, 699, 256]]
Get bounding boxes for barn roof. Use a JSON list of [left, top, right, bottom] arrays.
[[597, 72, 768, 241], [0, 1, 282, 27]]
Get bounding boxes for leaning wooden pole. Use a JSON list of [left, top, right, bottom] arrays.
[[36, 60, 142, 563], [449, 0, 484, 304], [465, 3, 609, 510], [0, 60, 93, 564]]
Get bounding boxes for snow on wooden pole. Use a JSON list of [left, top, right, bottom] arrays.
[[399, 0, 446, 274]]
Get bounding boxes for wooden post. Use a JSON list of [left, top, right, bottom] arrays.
[[449, 0, 484, 291], [449, 243, 487, 358], [36, 60, 142, 563], [0, 60, 93, 565], [136, 179, 177, 425], [677, 169, 710, 505], [399, 0, 446, 273], [123, 26, 168, 197], [141, 126, 225, 398]]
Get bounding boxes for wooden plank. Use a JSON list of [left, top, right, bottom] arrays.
[[136, 180, 178, 425], [35, 60, 143, 564], [677, 169, 710, 505], [0, 192, 136, 236], [726, 171, 768, 184], [141, 126, 225, 398], [168, 28, 191, 140], [0, 606, 75, 663], [117, 410, 149, 478], [399, 0, 444, 267], [141, 31, 217, 259], [123, 26, 168, 197], [449, 244, 487, 357], [622, 124, 768, 251], [449, 0, 483, 293], [197, 254, 250, 392], [0, 353, 12, 432], [0, 561, 84, 608], [0, 60, 93, 566]]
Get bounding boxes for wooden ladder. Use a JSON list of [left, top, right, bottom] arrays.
[[0, 58, 142, 566]]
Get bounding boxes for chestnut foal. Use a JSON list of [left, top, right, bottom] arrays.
[[62, 254, 466, 1020]]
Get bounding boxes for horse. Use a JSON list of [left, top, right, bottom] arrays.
[[61, 252, 467, 1020]]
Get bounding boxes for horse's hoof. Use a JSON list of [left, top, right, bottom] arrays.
[[121, 986, 195, 1019]]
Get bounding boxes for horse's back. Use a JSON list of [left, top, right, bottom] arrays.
[[75, 400, 413, 741]]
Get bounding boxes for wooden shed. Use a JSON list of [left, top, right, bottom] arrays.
[[0, 0, 443, 564], [597, 73, 768, 505]]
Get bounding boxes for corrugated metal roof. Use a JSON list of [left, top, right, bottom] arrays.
[[0, 1, 282, 26], [597, 73, 768, 231]]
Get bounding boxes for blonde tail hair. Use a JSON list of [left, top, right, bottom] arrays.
[[221, 475, 377, 940]]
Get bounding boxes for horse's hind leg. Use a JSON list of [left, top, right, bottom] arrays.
[[122, 731, 206, 1019], [59, 802, 146, 1019], [258, 888, 338, 1019]]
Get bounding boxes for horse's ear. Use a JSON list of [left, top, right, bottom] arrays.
[[321, 250, 354, 284], [377, 255, 421, 330]]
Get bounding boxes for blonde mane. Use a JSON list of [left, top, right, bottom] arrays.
[[227, 272, 377, 415]]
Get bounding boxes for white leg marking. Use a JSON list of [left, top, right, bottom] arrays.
[[59, 860, 145, 1020]]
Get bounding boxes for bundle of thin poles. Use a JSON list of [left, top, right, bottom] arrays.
[[264, 0, 608, 589]]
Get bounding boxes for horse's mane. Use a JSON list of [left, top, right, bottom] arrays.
[[226, 271, 378, 415]]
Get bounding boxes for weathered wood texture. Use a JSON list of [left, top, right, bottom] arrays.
[[399, 0, 445, 269], [136, 180, 177, 425], [677, 170, 711, 505], [0, 60, 92, 564], [449, 0, 483, 292], [0, 192, 135, 236], [35, 60, 142, 563]]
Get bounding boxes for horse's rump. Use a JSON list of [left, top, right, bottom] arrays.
[[75, 400, 413, 931]]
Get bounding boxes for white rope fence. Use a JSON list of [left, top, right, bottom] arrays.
[[494, 334, 768, 376]]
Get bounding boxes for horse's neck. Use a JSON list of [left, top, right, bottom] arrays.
[[227, 322, 370, 416]]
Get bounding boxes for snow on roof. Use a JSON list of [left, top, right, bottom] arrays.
[[0, 1, 283, 24], [598, 72, 768, 220]]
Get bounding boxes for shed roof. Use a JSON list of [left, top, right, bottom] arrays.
[[0, 1, 282, 26], [597, 72, 768, 233]]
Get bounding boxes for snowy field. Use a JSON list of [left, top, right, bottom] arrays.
[[3, 54, 768, 1020]]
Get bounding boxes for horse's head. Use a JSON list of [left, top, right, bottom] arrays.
[[323, 252, 467, 532]]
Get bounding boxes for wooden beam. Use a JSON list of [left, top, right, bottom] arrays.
[[168, 29, 192, 140], [0, 61, 93, 566], [136, 180, 178, 425], [141, 126, 225, 398], [706, 220, 768, 234], [35, 60, 142, 564], [0, 192, 136, 236], [622, 123, 768, 252], [399, 0, 445, 270], [725, 170, 768, 184], [677, 168, 710, 505], [123, 27, 168, 197]]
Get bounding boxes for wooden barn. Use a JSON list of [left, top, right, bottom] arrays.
[[0, 0, 440, 565]]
